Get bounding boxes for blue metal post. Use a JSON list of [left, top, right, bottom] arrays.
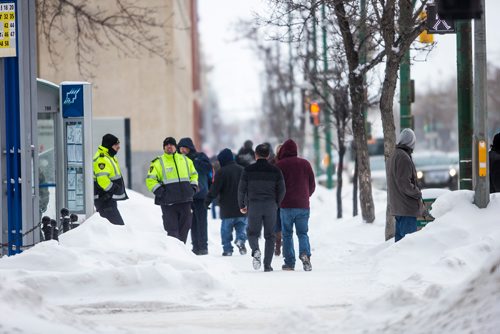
[[3, 0, 22, 255]]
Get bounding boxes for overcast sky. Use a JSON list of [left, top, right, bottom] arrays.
[[198, 0, 500, 124], [198, 0, 266, 124]]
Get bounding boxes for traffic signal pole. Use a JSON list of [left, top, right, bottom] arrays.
[[311, 0, 321, 176], [321, 2, 334, 189], [456, 20, 473, 190], [399, 0, 413, 130], [473, 0, 489, 208]]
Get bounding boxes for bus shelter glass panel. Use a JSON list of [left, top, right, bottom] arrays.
[[37, 112, 57, 219]]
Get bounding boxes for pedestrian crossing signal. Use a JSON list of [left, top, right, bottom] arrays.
[[426, 4, 455, 34]]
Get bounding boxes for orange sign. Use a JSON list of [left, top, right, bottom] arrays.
[[478, 140, 487, 177]]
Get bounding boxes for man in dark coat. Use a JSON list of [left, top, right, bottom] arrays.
[[489, 133, 500, 193], [276, 139, 316, 271], [205, 148, 248, 256], [238, 144, 286, 272], [387, 128, 423, 242], [178, 137, 212, 255]]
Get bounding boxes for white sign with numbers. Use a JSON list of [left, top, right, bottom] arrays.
[[0, 2, 16, 57]]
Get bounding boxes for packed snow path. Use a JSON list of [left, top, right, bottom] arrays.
[[1, 187, 499, 333]]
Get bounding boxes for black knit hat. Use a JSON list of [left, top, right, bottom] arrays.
[[102, 133, 119, 149], [163, 137, 177, 147], [217, 148, 234, 167]]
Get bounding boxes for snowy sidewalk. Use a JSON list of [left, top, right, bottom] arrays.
[[1, 187, 499, 333]]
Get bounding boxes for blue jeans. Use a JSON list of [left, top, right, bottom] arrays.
[[280, 208, 311, 267], [221, 217, 248, 253], [395, 216, 417, 242]]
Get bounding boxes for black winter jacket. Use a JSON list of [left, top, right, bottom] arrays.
[[238, 159, 286, 209], [205, 161, 245, 218]]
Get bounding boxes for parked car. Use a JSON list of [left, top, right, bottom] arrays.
[[413, 152, 459, 190]]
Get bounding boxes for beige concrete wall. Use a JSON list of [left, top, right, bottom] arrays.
[[37, 0, 196, 193], [37, 0, 194, 152]]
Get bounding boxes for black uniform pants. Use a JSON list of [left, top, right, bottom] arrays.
[[161, 202, 193, 243], [191, 199, 208, 253], [247, 202, 277, 267], [98, 201, 125, 225]]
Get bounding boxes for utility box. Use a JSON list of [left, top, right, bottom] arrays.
[[60, 82, 93, 219]]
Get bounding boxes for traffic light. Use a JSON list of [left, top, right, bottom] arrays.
[[310, 102, 320, 115], [310, 102, 320, 126], [437, 0, 483, 20]]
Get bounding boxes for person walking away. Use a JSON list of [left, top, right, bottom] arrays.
[[238, 144, 286, 272], [387, 128, 424, 242], [93, 133, 128, 225], [276, 139, 315, 271], [178, 137, 212, 255], [489, 132, 500, 193], [268, 143, 283, 256], [146, 137, 198, 243], [205, 148, 248, 256], [236, 139, 256, 167]]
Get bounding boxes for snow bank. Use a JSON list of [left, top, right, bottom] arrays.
[[333, 190, 500, 333], [386, 249, 500, 334], [0, 190, 237, 332]]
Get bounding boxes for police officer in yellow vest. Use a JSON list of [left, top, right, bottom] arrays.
[[146, 137, 199, 243], [93, 133, 128, 225]]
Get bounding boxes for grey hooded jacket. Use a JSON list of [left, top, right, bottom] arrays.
[[387, 145, 422, 217]]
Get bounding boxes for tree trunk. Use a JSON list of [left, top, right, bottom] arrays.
[[379, 55, 400, 239], [336, 134, 346, 219], [350, 75, 375, 223], [332, 0, 375, 223], [352, 147, 358, 217]]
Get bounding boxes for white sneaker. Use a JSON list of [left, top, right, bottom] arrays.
[[252, 250, 261, 270]]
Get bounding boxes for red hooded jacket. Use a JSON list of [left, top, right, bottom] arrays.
[[276, 139, 316, 208]]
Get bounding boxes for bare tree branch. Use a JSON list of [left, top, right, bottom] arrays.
[[37, 0, 171, 78]]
